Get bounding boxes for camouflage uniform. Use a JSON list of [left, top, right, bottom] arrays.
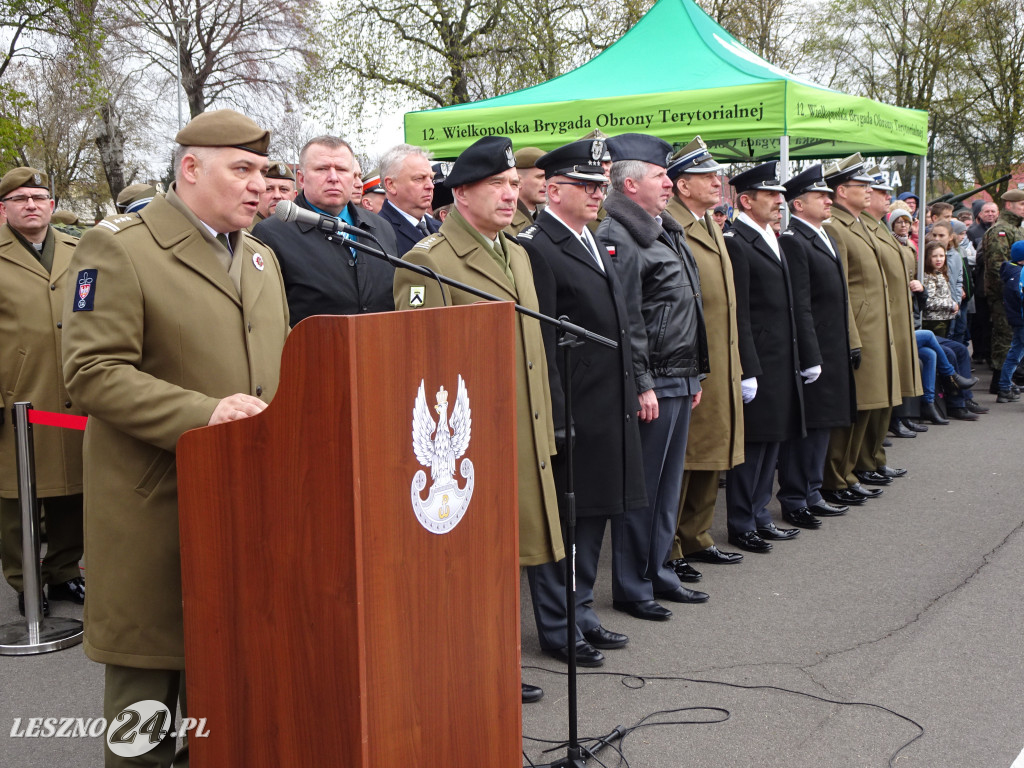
[[983, 209, 1024, 369]]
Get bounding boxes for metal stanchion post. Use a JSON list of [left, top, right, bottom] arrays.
[[0, 402, 83, 655]]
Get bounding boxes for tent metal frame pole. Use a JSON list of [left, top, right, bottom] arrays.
[[917, 148, 927, 281], [779, 135, 790, 228]]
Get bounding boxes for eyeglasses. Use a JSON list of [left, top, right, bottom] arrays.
[[555, 181, 608, 195], [2, 193, 51, 204]]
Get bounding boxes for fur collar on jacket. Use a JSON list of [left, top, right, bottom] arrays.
[[603, 189, 683, 248]]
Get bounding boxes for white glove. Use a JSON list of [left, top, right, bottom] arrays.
[[741, 377, 757, 403], [800, 364, 822, 384]]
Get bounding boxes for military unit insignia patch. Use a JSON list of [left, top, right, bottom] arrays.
[[409, 286, 425, 307], [74, 269, 97, 312]]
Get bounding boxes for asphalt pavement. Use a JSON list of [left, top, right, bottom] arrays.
[[2, 389, 1023, 767]]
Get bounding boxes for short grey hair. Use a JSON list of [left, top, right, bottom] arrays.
[[610, 160, 651, 193], [299, 136, 354, 169], [379, 143, 433, 183], [173, 145, 215, 182]]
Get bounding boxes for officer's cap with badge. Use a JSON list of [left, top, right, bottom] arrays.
[[0, 166, 49, 200], [174, 108, 270, 155], [266, 160, 294, 181], [730, 161, 787, 195], [444, 135, 516, 188], [116, 183, 158, 214], [606, 133, 673, 167], [866, 164, 893, 192], [514, 147, 545, 170], [578, 129, 612, 162], [535, 139, 608, 182], [783, 163, 831, 202], [431, 161, 455, 209], [823, 153, 875, 187], [362, 168, 386, 196], [667, 136, 724, 180]]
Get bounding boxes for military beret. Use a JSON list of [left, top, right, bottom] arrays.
[[1002, 189, 1024, 202], [174, 109, 270, 156], [1011, 240, 1024, 264], [867, 165, 893, 191], [266, 160, 294, 180], [783, 163, 831, 202], [51, 209, 79, 225], [116, 183, 158, 213], [730, 161, 786, 194], [824, 153, 875, 186], [445, 136, 515, 188], [667, 136, 723, 179], [606, 133, 673, 168], [431, 162, 454, 209], [514, 147, 545, 169], [536, 139, 607, 181], [0, 167, 48, 199]]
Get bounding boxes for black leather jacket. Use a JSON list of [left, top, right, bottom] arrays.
[[596, 190, 709, 392]]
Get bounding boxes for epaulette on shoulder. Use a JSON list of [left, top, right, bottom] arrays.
[[244, 231, 269, 249], [94, 213, 143, 234], [723, 230, 734, 238], [781, 230, 794, 237], [413, 233, 444, 250], [518, 225, 538, 240]]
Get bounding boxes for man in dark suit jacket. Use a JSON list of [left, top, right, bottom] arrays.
[[252, 136, 398, 325], [776, 164, 856, 529], [517, 138, 646, 667], [723, 161, 818, 553], [376, 144, 441, 256]]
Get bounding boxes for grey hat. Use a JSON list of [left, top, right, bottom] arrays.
[[950, 219, 967, 235]]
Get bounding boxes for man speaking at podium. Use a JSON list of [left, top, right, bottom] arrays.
[[63, 109, 290, 768], [393, 136, 563, 704]]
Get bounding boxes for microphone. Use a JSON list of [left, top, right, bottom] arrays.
[[274, 199, 373, 239]]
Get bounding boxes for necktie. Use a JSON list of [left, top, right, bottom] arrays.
[[216, 233, 232, 254], [582, 235, 604, 271], [417, 219, 430, 238]]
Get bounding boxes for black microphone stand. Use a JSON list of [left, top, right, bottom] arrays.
[[314, 224, 623, 766]]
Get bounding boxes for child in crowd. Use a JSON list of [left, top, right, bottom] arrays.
[[996, 241, 1024, 402], [922, 240, 958, 337]]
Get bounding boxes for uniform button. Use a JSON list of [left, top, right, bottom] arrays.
[[56, 321, 62, 329], [50, 284, 56, 291], [247, 322, 252, 332], [64, 400, 72, 408], [534, 411, 539, 419], [528, 361, 534, 369], [625, 414, 630, 421], [256, 385, 263, 396], [540, 461, 546, 469]]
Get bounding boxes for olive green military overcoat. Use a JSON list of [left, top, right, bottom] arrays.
[[393, 214, 564, 567], [0, 225, 84, 498], [62, 193, 290, 669]]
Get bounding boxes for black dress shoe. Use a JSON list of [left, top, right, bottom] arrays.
[[821, 488, 866, 506], [888, 419, 916, 438], [949, 372, 980, 391], [882, 437, 893, 447], [782, 507, 822, 529], [756, 522, 800, 540], [522, 683, 544, 703], [948, 407, 979, 421], [685, 545, 744, 564], [17, 592, 50, 617], [921, 401, 949, 425], [727, 531, 772, 553], [583, 626, 629, 650], [612, 599, 672, 621], [965, 398, 989, 414], [809, 499, 848, 516], [48, 576, 85, 604], [544, 640, 604, 667], [875, 465, 907, 479], [666, 558, 703, 582], [854, 470, 893, 486], [654, 586, 709, 603], [848, 482, 883, 499], [902, 418, 928, 432]]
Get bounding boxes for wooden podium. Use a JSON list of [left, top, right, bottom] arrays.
[[177, 303, 521, 767]]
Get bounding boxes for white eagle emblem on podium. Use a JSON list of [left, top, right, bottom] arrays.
[[410, 375, 474, 533]]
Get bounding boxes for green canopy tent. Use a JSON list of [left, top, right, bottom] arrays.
[[403, 0, 928, 163]]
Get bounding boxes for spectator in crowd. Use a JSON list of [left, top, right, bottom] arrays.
[[996, 240, 1024, 402], [968, 200, 998, 250], [922, 239, 959, 337], [253, 136, 399, 325], [929, 201, 954, 230], [711, 202, 732, 232], [982, 190, 1024, 392], [897, 191, 919, 215], [377, 143, 441, 256]]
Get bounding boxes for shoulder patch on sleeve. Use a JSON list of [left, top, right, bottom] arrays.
[[413, 233, 443, 250], [73, 269, 98, 312]]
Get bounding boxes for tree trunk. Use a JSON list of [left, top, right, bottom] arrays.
[[95, 102, 127, 203]]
